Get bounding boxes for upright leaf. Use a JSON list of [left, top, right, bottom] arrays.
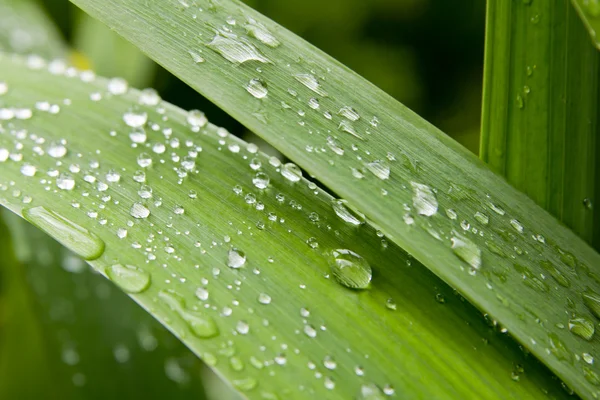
[[481, 0, 600, 249], [67, 0, 600, 397]]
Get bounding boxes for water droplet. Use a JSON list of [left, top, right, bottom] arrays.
[[385, 298, 397, 310], [123, 109, 148, 128], [323, 356, 337, 370], [568, 316, 595, 340], [195, 287, 209, 301], [281, 163, 302, 182], [236, 320, 250, 335], [23, 206, 105, 260], [0, 81, 7, 95], [129, 127, 147, 144], [411, 182, 438, 216], [233, 377, 258, 391], [228, 248, 247, 268], [56, 173, 75, 190], [332, 199, 364, 226], [366, 160, 390, 180], [246, 78, 268, 99], [158, 291, 218, 338], [359, 383, 386, 399], [474, 212, 489, 225], [106, 264, 151, 293], [451, 232, 482, 270], [294, 73, 328, 96], [338, 106, 360, 121], [328, 249, 372, 289], [188, 50, 205, 63], [187, 110, 207, 129], [207, 29, 270, 64], [139, 88, 161, 106], [48, 141, 67, 158], [539, 260, 570, 287], [584, 366, 600, 386], [548, 333, 570, 361], [244, 17, 280, 47], [584, 198, 594, 210], [130, 202, 150, 219], [510, 219, 524, 233], [258, 293, 271, 304], [584, 291, 600, 319], [20, 163, 37, 177], [253, 172, 270, 189], [107, 77, 128, 95], [304, 325, 317, 338]]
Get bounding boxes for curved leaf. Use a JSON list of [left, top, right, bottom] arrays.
[[67, 0, 600, 397], [0, 53, 566, 399]]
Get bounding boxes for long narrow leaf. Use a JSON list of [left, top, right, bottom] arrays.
[[481, 0, 599, 248], [571, 0, 600, 50], [0, 53, 567, 399], [67, 0, 600, 397]]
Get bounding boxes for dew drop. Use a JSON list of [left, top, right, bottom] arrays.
[[253, 172, 270, 189], [129, 127, 147, 144], [158, 290, 218, 338], [56, 173, 76, 190], [328, 249, 372, 289], [106, 264, 151, 293], [207, 29, 270, 64], [258, 293, 272, 304], [188, 50, 205, 63], [236, 320, 250, 335], [451, 232, 482, 270], [281, 163, 302, 182], [123, 109, 148, 128], [338, 106, 360, 121], [228, 248, 247, 268], [107, 77, 128, 95], [568, 316, 595, 340], [332, 199, 364, 226], [359, 383, 386, 399], [48, 141, 68, 158], [244, 17, 280, 47], [366, 161, 390, 180], [20, 163, 37, 177], [130, 202, 150, 219], [583, 291, 600, 319], [246, 78, 268, 99], [233, 377, 258, 391], [187, 110, 208, 129], [139, 88, 161, 106], [294, 73, 328, 96], [304, 325, 317, 338], [195, 287, 209, 301], [411, 182, 438, 216], [23, 206, 105, 260]]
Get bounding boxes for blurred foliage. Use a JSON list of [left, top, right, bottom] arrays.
[[39, 0, 485, 154]]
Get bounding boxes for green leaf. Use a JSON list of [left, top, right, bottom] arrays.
[[481, 0, 600, 249], [570, 0, 600, 50], [0, 53, 567, 399], [66, 0, 600, 397]]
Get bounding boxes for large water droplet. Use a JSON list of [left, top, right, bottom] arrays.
[[207, 29, 270, 64], [244, 17, 280, 47], [281, 163, 302, 182], [451, 232, 482, 270], [228, 248, 247, 268], [411, 182, 438, 216], [294, 73, 328, 96], [328, 249, 372, 289], [246, 78, 268, 99], [252, 172, 270, 189], [583, 291, 600, 319], [568, 316, 595, 340], [130, 202, 150, 219], [23, 206, 105, 260], [106, 264, 151, 293], [332, 199, 364, 226], [158, 291, 219, 338], [365, 160, 390, 180], [359, 384, 386, 399]]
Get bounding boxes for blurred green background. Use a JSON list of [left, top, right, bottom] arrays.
[[40, 0, 485, 153]]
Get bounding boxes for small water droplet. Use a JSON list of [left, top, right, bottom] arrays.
[[159, 290, 218, 338], [123, 109, 148, 128], [207, 29, 270, 64], [23, 206, 105, 260], [568, 316, 595, 340], [583, 291, 600, 319], [228, 248, 247, 268], [232, 377, 257, 391], [294, 73, 328, 96], [57, 173, 76, 190], [359, 383, 386, 399], [244, 17, 280, 47], [253, 172, 270, 189], [246, 78, 268, 99], [107, 77, 128, 95], [106, 264, 151, 293], [188, 50, 205, 63], [48, 141, 67, 158], [187, 110, 208, 130], [328, 249, 372, 289], [366, 160, 390, 180], [411, 182, 438, 216], [258, 293, 271, 304], [130, 202, 150, 219], [281, 163, 302, 182], [451, 232, 482, 270], [332, 199, 364, 226], [338, 106, 360, 121]]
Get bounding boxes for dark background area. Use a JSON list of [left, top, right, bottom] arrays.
[[39, 0, 486, 153]]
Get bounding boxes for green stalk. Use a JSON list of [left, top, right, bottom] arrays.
[[481, 0, 600, 249]]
